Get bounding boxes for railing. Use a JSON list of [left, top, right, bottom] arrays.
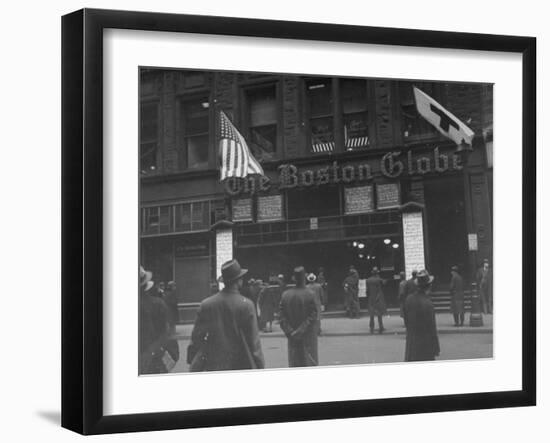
[[235, 210, 401, 247]]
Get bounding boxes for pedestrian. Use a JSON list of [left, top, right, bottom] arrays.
[[449, 266, 465, 326], [403, 269, 440, 362], [343, 266, 360, 319], [398, 271, 407, 320], [186, 259, 264, 372], [306, 273, 324, 335], [156, 281, 166, 298], [164, 281, 179, 334], [317, 267, 328, 309], [404, 269, 418, 298], [279, 266, 319, 367], [366, 267, 386, 333], [139, 266, 172, 374], [258, 275, 281, 332], [476, 259, 493, 314]]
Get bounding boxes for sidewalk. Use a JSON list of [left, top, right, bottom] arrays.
[[174, 312, 493, 339]]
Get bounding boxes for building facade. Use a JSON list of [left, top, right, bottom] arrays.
[[139, 69, 493, 320]]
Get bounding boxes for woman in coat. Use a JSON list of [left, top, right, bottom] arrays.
[[449, 266, 465, 326], [403, 270, 440, 362]]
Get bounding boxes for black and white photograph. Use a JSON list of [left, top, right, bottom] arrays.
[[138, 69, 494, 374]]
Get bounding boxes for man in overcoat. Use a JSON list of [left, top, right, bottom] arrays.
[[258, 276, 282, 333], [306, 273, 324, 335], [366, 267, 386, 333], [404, 269, 418, 298], [343, 266, 360, 318], [403, 270, 440, 361], [476, 259, 493, 314], [449, 266, 465, 326], [279, 266, 319, 367], [187, 259, 264, 372], [139, 266, 170, 374], [398, 271, 407, 321]]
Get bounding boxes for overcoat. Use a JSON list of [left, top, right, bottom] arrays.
[[258, 284, 281, 323], [449, 271, 465, 315], [306, 282, 323, 321], [403, 290, 440, 361], [139, 290, 169, 374], [279, 286, 319, 367], [365, 275, 387, 315], [187, 288, 264, 371]]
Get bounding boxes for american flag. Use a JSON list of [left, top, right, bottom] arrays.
[[219, 111, 264, 181]]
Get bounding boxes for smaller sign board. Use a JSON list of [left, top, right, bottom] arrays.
[[310, 217, 318, 230], [257, 194, 283, 222], [344, 185, 374, 214], [376, 183, 401, 209], [232, 198, 253, 222], [468, 233, 478, 251]]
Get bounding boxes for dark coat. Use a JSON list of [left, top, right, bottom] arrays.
[[279, 286, 319, 367], [188, 289, 264, 371], [139, 290, 169, 374], [306, 282, 323, 320], [258, 284, 281, 323], [403, 290, 440, 361], [365, 275, 386, 315], [449, 271, 465, 315], [404, 277, 417, 297]]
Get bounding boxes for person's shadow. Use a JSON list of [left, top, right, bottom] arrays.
[[36, 410, 61, 426]]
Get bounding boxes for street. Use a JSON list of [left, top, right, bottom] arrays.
[[171, 314, 493, 372]]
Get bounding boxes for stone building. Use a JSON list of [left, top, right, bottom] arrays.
[[139, 68, 493, 320]]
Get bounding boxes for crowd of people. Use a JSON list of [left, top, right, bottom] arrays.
[[139, 258, 492, 373]]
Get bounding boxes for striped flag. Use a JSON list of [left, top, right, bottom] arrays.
[[219, 111, 264, 181], [413, 87, 474, 148]]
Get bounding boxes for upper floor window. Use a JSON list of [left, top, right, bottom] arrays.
[[180, 97, 210, 170], [140, 102, 159, 174], [245, 85, 278, 162], [399, 82, 439, 141], [341, 79, 370, 150], [306, 78, 334, 153]]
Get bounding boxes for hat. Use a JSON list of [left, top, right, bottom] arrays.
[[219, 259, 248, 284], [139, 265, 154, 292], [451, 265, 459, 272], [307, 273, 316, 282], [415, 269, 434, 287], [399, 271, 406, 278], [483, 258, 490, 264], [247, 278, 256, 285], [371, 267, 380, 275]]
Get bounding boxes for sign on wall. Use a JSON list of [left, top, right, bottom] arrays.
[[468, 233, 479, 251], [376, 183, 401, 209], [232, 198, 253, 222], [257, 194, 283, 222], [402, 211, 425, 278], [344, 185, 374, 214], [215, 228, 233, 289]]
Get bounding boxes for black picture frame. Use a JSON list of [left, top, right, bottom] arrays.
[[61, 8, 536, 435]]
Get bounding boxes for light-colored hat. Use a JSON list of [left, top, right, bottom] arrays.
[[415, 269, 434, 288], [307, 273, 316, 282], [139, 265, 154, 292]]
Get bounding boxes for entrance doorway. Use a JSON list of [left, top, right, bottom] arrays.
[[424, 176, 468, 287]]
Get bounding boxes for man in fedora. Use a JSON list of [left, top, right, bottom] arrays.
[[306, 273, 324, 335], [139, 265, 170, 374], [476, 258, 493, 314], [403, 270, 440, 362], [449, 265, 465, 326], [279, 266, 319, 367], [366, 267, 386, 333], [187, 259, 264, 372], [343, 266, 360, 319]]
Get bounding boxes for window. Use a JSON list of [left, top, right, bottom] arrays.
[[246, 85, 278, 161], [142, 206, 172, 235], [399, 82, 438, 140], [306, 78, 334, 153], [181, 98, 210, 170], [175, 201, 209, 232], [342, 79, 370, 150], [140, 102, 159, 173]]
